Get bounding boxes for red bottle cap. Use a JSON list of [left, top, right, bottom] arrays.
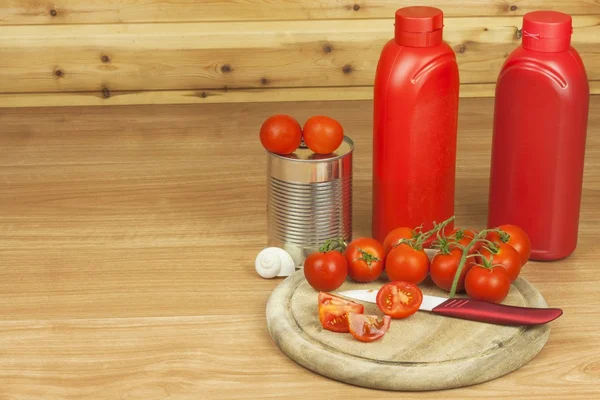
[[395, 7, 443, 48], [522, 11, 572, 52]]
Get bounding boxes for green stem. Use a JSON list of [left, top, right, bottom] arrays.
[[414, 215, 455, 250], [356, 247, 380, 267], [449, 228, 495, 298], [319, 238, 347, 253]]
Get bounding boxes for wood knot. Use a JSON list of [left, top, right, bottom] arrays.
[[458, 45, 466, 54], [342, 64, 353, 74], [201, 92, 208, 98], [323, 44, 333, 53], [510, 5, 518, 11], [101, 55, 110, 63], [54, 69, 64, 78], [353, 4, 360, 11], [515, 28, 522, 39], [102, 87, 111, 99], [50, 9, 58, 17], [221, 64, 232, 73], [260, 77, 269, 85]]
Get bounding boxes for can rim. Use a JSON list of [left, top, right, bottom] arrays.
[[267, 136, 354, 162]]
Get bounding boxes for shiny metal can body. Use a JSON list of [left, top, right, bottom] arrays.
[[267, 137, 353, 266]]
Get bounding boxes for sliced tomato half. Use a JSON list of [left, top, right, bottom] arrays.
[[318, 292, 364, 333], [376, 281, 423, 319], [347, 313, 391, 342], [318, 292, 362, 307]]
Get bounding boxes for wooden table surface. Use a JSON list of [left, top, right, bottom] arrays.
[[1, 97, 599, 399]]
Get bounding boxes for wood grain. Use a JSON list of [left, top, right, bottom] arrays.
[[1, 82, 599, 108], [0, 97, 599, 398], [0, 0, 598, 24], [0, 16, 598, 94]]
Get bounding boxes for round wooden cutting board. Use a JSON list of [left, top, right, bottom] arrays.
[[266, 270, 552, 391]]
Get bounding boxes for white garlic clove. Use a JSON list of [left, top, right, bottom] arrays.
[[282, 243, 304, 268], [255, 248, 282, 278], [275, 248, 296, 277], [255, 247, 296, 279]]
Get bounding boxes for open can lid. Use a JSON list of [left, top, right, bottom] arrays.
[[522, 11, 572, 52]]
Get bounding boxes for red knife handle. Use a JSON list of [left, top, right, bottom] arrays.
[[431, 298, 563, 326]]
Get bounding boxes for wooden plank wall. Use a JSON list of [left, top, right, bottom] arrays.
[[0, 1, 598, 108]]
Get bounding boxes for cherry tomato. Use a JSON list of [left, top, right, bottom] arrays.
[[347, 313, 391, 342], [318, 292, 364, 333], [376, 281, 423, 319], [259, 114, 302, 155], [344, 237, 385, 283], [430, 248, 474, 292], [421, 223, 454, 249], [450, 228, 481, 253], [479, 243, 522, 283], [450, 228, 475, 246], [304, 251, 348, 291], [383, 227, 415, 255], [385, 244, 429, 285], [487, 225, 531, 266], [465, 265, 511, 303], [302, 116, 344, 154]]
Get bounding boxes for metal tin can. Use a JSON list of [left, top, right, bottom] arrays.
[[267, 137, 353, 267]]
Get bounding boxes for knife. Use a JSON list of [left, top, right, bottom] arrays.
[[337, 289, 562, 326]]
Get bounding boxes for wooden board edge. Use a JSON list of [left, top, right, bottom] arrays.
[[1, 82, 598, 108]]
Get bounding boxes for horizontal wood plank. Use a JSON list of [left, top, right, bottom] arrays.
[[0, 16, 598, 96], [1, 81, 599, 108], [0, 314, 598, 399], [0, 0, 598, 24], [0, 98, 599, 398]]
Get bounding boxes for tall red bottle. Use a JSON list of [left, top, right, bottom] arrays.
[[372, 7, 459, 243], [488, 11, 589, 260]]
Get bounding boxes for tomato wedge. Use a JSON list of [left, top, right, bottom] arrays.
[[376, 281, 423, 319], [318, 292, 364, 333], [348, 313, 391, 342]]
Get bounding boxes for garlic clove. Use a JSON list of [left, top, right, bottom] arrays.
[[275, 248, 296, 277], [255, 248, 282, 278], [282, 243, 304, 268]]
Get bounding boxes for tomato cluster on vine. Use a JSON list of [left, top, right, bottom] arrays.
[[303, 216, 531, 304]]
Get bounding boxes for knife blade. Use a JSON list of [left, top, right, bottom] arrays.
[[337, 289, 562, 326]]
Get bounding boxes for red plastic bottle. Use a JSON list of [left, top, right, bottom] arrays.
[[372, 7, 459, 243], [488, 11, 589, 261]]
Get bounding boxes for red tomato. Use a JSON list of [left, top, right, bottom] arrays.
[[430, 248, 474, 292], [302, 116, 344, 154], [344, 238, 385, 283], [383, 227, 415, 255], [318, 292, 364, 333], [450, 228, 478, 248], [347, 313, 391, 342], [465, 265, 511, 303], [304, 251, 348, 291], [376, 281, 423, 318], [385, 244, 429, 285], [487, 225, 531, 266], [259, 114, 302, 154], [421, 223, 454, 249], [479, 243, 522, 283]]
